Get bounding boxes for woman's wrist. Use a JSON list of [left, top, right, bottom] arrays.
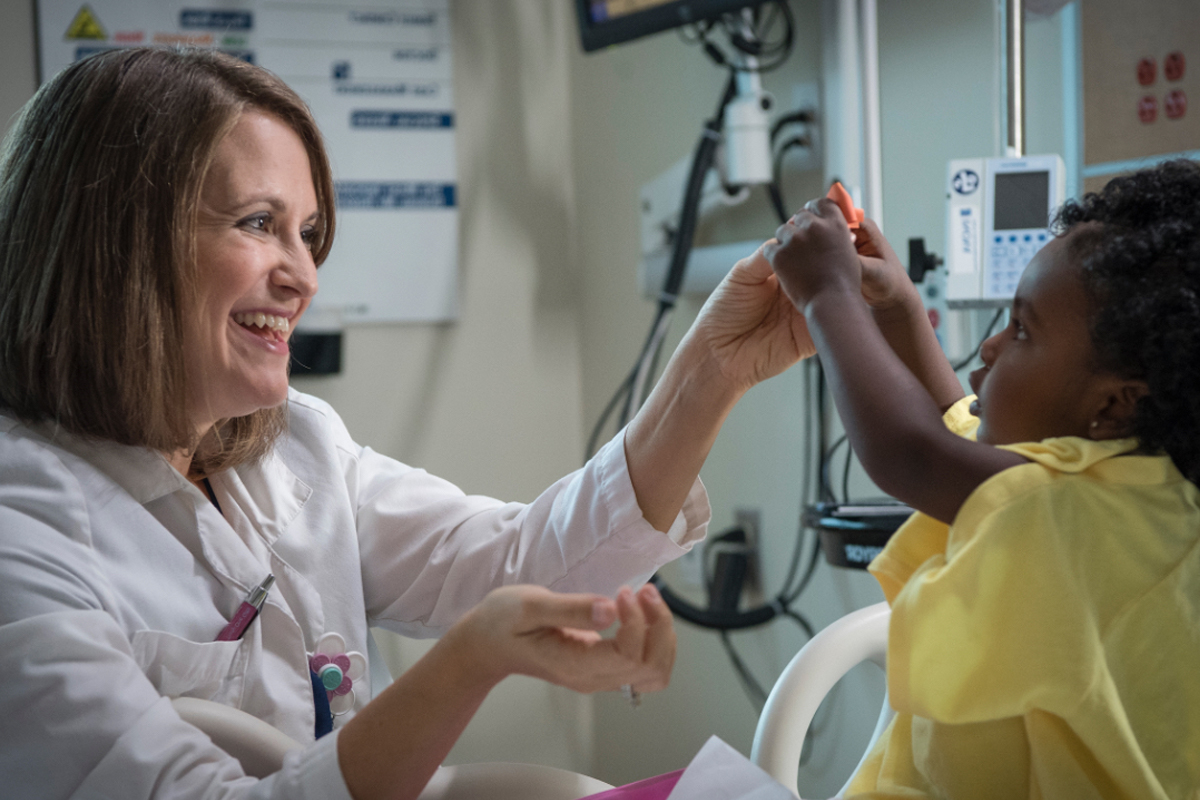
[[673, 325, 750, 406]]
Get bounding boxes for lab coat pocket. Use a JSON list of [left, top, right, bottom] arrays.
[[130, 630, 248, 702]]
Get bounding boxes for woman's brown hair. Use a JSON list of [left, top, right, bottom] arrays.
[[0, 47, 335, 473]]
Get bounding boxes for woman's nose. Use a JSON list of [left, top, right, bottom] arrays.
[[274, 239, 318, 299]]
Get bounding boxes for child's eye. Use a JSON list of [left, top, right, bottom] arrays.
[[1012, 318, 1029, 341]]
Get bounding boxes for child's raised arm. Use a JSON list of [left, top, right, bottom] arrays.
[[764, 199, 1025, 524], [854, 218, 966, 412]]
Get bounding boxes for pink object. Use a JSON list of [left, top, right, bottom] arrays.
[[577, 769, 684, 800], [826, 181, 864, 230], [215, 575, 274, 641], [307, 632, 368, 714]]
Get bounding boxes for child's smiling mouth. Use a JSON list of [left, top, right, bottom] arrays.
[[968, 367, 987, 416]]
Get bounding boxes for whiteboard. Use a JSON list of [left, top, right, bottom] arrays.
[[38, 0, 459, 324]]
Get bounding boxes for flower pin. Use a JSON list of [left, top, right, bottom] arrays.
[[308, 632, 367, 715]]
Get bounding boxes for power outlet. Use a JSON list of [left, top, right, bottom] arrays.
[[734, 507, 762, 600]]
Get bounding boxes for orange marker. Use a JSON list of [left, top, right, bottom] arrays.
[[826, 181, 865, 229]]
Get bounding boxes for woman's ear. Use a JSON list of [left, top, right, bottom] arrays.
[[1088, 377, 1150, 440]]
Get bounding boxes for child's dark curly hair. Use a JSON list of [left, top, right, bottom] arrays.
[[1053, 159, 1200, 483]]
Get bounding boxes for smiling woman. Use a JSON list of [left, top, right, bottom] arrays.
[[0, 47, 819, 800], [182, 110, 321, 463], [0, 48, 335, 475]]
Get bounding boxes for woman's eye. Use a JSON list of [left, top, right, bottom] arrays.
[[240, 213, 270, 231], [300, 226, 317, 249]]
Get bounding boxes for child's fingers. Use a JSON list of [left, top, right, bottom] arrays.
[[855, 218, 897, 261]]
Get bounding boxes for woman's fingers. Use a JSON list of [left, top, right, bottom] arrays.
[[632, 584, 676, 691], [613, 586, 648, 664], [500, 586, 617, 634], [463, 585, 677, 697]]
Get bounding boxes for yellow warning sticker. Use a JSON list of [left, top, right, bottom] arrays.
[[65, 5, 107, 41]]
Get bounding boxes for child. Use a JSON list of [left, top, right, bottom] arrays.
[[765, 160, 1200, 798]]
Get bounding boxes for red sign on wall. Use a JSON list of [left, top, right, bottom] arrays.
[[1137, 57, 1157, 85], [1139, 94, 1159, 123], [1165, 90, 1187, 120], [1164, 51, 1186, 82]]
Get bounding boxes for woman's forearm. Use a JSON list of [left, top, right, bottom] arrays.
[[337, 631, 497, 800], [624, 329, 743, 532]]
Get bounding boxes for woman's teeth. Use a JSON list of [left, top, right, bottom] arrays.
[[234, 312, 290, 335]]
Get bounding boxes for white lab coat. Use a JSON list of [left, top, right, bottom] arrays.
[[0, 388, 708, 799]]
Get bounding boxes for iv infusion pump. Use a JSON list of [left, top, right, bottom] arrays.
[[945, 154, 1066, 307]]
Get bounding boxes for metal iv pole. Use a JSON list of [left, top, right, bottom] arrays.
[[1006, 0, 1026, 157]]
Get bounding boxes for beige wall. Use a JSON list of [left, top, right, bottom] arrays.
[[302, 1, 597, 772]]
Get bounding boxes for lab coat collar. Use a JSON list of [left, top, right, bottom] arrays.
[[4, 414, 190, 505], [216, 450, 313, 548]]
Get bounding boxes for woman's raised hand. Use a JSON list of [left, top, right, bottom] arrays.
[[449, 583, 675, 696], [688, 242, 817, 393]]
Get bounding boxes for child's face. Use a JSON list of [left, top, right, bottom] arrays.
[[968, 228, 1107, 445]]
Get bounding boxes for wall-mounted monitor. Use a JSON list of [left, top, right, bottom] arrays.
[[575, 0, 763, 52]]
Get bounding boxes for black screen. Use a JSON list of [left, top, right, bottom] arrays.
[[993, 170, 1050, 230], [576, 0, 761, 52]]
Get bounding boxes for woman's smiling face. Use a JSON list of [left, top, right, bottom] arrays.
[[185, 110, 320, 435]]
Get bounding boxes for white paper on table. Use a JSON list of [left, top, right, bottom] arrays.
[[665, 736, 798, 800]]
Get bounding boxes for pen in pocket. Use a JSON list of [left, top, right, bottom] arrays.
[[216, 574, 275, 641]]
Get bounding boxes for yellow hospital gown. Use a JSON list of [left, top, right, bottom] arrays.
[[846, 398, 1200, 799]]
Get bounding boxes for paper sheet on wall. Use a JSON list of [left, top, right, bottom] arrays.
[[37, 0, 458, 324]]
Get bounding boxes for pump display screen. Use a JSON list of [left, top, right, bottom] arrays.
[[993, 170, 1050, 230]]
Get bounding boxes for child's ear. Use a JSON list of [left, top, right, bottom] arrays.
[[1088, 378, 1150, 439]]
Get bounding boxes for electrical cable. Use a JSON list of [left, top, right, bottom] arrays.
[[783, 608, 815, 640], [583, 74, 737, 460], [720, 630, 768, 711], [770, 134, 814, 223], [688, 2, 794, 73], [841, 434, 854, 503], [770, 109, 816, 143], [584, 6, 827, 719], [720, 2, 794, 72]]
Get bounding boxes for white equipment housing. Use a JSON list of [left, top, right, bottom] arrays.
[[945, 154, 1065, 307], [637, 152, 760, 297]]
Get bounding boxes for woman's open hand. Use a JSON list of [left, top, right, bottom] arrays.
[[339, 584, 674, 800], [688, 243, 817, 393], [449, 583, 675, 696]]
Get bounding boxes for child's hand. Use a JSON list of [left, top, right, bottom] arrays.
[[856, 218, 920, 312], [763, 198, 862, 311]]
